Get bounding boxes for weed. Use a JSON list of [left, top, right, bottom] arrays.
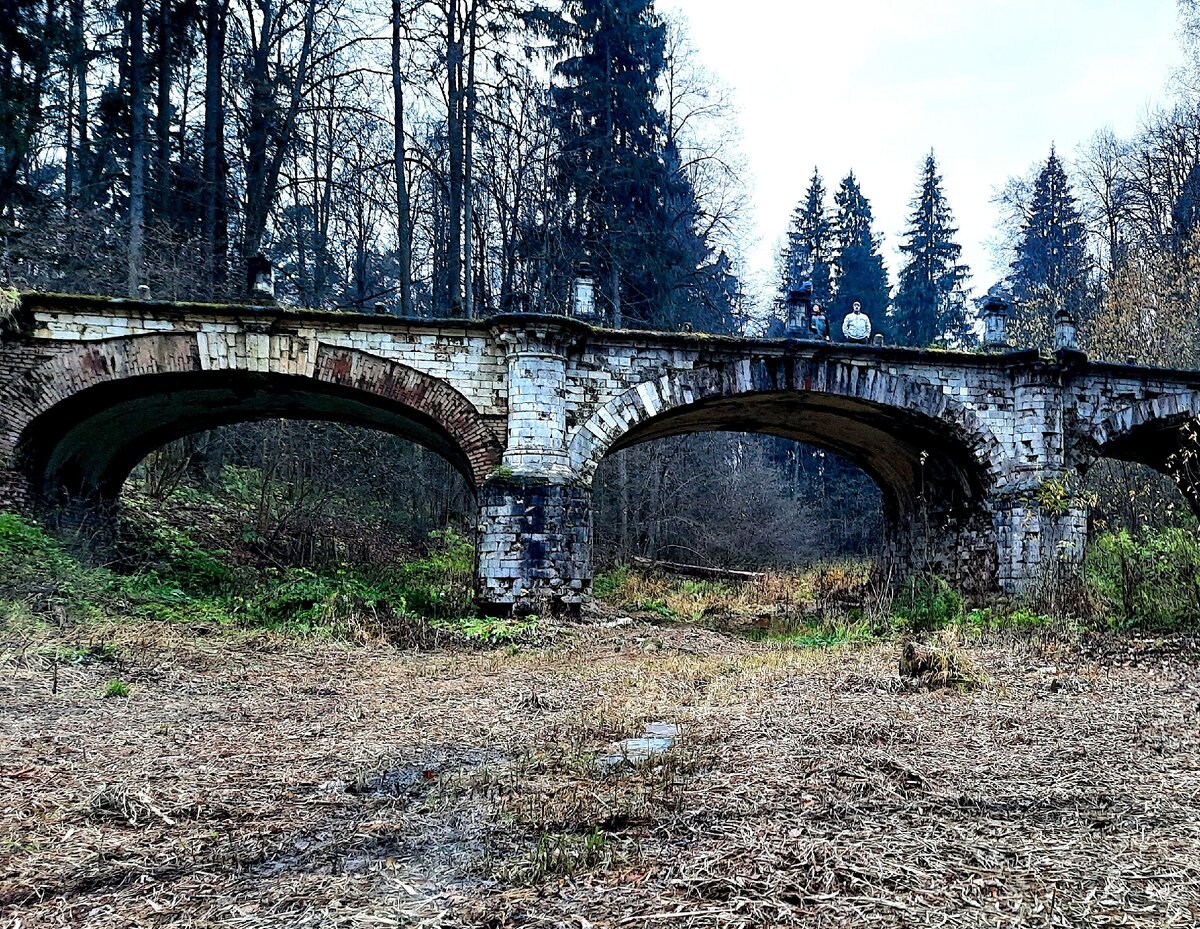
[[506, 827, 612, 884], [892, 573, 963, 634], [45, 642, 119, 664], [439, 614, 540, 645], [104, 679, 131, 698]]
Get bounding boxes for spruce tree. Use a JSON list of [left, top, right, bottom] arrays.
[[831, 172, 890, 338], [892, 153, 971, 347], [545, 0, 668, 328], [1009, 147, 1090, 339], [780, 168, 833, 307]]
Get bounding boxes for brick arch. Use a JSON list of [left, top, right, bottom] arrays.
[[16, 332, 503, 496], [568, 358, 1005, 490], [1087, 391, 1200, 463]]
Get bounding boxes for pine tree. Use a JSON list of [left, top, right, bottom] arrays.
[[831, 172, 890, 338], [892, 153, 971, 347], [780, 168, 833, 307], [546, 0, 668, 328], [1009, 147, 1090, 336]]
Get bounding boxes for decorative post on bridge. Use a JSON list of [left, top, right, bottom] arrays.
[[476, 318, 593, 613], [980, 287, 1010, 352], [784, 282, 814, 339]]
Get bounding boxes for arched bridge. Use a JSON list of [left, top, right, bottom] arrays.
[[3, 293, 1198, 609]]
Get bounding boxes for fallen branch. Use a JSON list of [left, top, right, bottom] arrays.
[[629, 556, 763, 582]]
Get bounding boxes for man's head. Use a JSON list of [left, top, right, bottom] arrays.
[[853, 301, 862, 313], [813, 303, 824, 315]]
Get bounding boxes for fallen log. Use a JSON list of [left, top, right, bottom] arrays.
[[629, 556, 763, 582]]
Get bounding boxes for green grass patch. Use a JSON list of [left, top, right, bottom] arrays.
[[103, 679, 130, 698]]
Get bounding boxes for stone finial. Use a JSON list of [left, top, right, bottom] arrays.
[[136, 284, 151, 301], [247, 254, 276, 302], [784, 281, 813, 339], [1053, 306, 1078, 353], [980, 285, 1010, 351]]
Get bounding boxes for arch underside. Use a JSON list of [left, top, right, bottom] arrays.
[[604, 391, 994, 524], [20, 370, 484, 503], [1091, 416, 1200, 513]]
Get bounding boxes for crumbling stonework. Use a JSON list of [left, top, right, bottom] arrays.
[[477, 477, 591, 610], [5, 293, 1200, 609]]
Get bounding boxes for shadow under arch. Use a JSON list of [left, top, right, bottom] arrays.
[[1085, 392, 1200, 516], [570, 364, 1003, 530], [16, 334, 503, 505]]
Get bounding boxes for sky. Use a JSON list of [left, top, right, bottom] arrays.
[[666, 0, 1184, 305]]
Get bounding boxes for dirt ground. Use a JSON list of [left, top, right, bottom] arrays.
[[3, 618, 1200, 928]]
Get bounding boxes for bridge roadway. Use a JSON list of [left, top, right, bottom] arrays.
[[3, 293, 1200, 609]]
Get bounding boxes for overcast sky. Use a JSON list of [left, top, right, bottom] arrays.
[[667, 0, 1183, 304]]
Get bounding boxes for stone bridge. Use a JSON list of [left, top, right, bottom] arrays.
[[2, 293, 1199, 610]]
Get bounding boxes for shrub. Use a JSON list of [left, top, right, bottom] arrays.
[[0, 512, 115, 618], [892, 573, 963, 634], [1085, 527, 1200, 629]]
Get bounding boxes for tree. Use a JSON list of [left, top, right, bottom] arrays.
[[391, 0, 413, 316], [1007, 147, 1091, 345], [545, 0, 668, 327], [654, 138, 737, 333], [892, 152, 970, 347], [128, 0, 148, 295], [831, 172, 890, 337], [780, 168, 833, 307], [202, 0, 230, 296], [0, 0, 59, 223]]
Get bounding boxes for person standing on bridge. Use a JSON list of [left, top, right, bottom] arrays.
[[809, 303, 830, 341], [842, 301, 872, 343]]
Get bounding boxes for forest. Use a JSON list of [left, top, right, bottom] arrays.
[[6, 4, 1200, 924]]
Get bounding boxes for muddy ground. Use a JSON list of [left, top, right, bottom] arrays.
[[2, 619, 1199, 928]]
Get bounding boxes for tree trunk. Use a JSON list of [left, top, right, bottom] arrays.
[[445, 5, 463, 315], [462, 0, 478, 318], [202, 0, 228, 296], [391, 0, 412, 316], [154, 0, 173, 219], [241, 0, 317, 285], [128, 0, 147, 296], [610, 261, 622, 328], [67, 0, 89, 204]]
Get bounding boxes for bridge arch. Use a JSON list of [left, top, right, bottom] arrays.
[[14, 332, 503, 504], [1084, 390, 1200, 515], [569, 358, 1004, 525], [1087, 391, 1200, 471]]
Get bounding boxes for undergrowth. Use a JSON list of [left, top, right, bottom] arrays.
[[0, 511, 526, 646], [594, 545, 1200, 642]]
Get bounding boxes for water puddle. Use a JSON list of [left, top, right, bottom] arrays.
[[598, 721, 682, 771]]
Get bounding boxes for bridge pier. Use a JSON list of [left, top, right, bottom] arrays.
[[476, 476, 591, 613], [0, 464, 30, 513], [992, 496, 1088, 595], [476, 319, 592, 613]]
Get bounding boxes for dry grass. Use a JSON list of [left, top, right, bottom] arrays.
[[598, 561, 876, 621], [2, 616, 1199, 927]]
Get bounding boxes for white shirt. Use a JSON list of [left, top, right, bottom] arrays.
[[843, 310, 872, 341]]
